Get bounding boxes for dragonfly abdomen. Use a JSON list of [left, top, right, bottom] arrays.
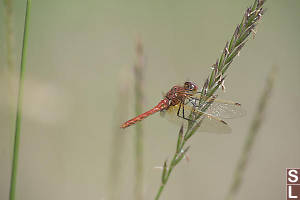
[[120, 99, 169, 128]]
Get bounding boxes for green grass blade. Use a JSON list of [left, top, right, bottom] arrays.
[[9, 1, 31, 200]]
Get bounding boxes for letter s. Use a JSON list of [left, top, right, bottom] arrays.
[[288, 170, 299, 183]]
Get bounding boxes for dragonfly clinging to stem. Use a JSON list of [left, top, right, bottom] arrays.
[[120, 81, 245, 133]]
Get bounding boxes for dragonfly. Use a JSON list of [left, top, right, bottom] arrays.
[[120, 81, 245, 133]]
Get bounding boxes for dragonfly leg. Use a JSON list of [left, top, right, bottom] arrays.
[[176, 102, 182, 116], [177, 102, 196, 122], [187, 96, 208, 108], [182, 103, 185, 118], [184, 98, 195, 107], [185, 96, 203, 109]]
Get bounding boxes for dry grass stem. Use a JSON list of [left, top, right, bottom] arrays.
[[225, 66, 277, 200], [134, 38, 145, 200], [108, 72, 130, 200]]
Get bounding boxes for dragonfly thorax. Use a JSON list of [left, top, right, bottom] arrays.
[[165, 86, 189, 107]]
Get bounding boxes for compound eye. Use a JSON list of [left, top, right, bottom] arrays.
[[190, 83, 198, 92], [190, 84, 194, 90], [184, 81, 197, 92]]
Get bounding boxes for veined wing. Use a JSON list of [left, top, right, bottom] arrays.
[[201, 101, 246, 119], [190, 94, 246, 119], [160, 104, 232, 134]]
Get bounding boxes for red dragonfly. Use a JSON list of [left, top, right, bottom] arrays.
[[120, 81, 245, 133]]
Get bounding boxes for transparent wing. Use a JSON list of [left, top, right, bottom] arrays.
[[190, 94, 246, 119], [203, 101, 246, 119], [160, 104, 232, 134]]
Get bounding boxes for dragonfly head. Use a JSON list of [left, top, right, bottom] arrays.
[[184, 81, 198, 94]]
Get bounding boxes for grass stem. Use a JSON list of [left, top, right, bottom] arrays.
[[225, 66, 277, 200], [134, 38, 145, 200], [9, 1, 31, 200], [108, 72, 130, 200]]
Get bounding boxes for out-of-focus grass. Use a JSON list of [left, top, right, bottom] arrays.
[[134, 38, 145, 200], [3, 0, 15, 74], [225, 66, 277, 200], [108, 71, 130, 200], [9, 1, 31, 200]]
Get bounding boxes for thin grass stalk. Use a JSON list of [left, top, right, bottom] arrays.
[[225, 66, 277, 200], [9, 1, 31, 200], [155, 0, 266, 199], [3, 0, 15, 74], [108, 72, 130, 200], [134, 39, 145, 200]]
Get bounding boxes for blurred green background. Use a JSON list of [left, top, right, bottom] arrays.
[[0, 0, 300, 199]]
